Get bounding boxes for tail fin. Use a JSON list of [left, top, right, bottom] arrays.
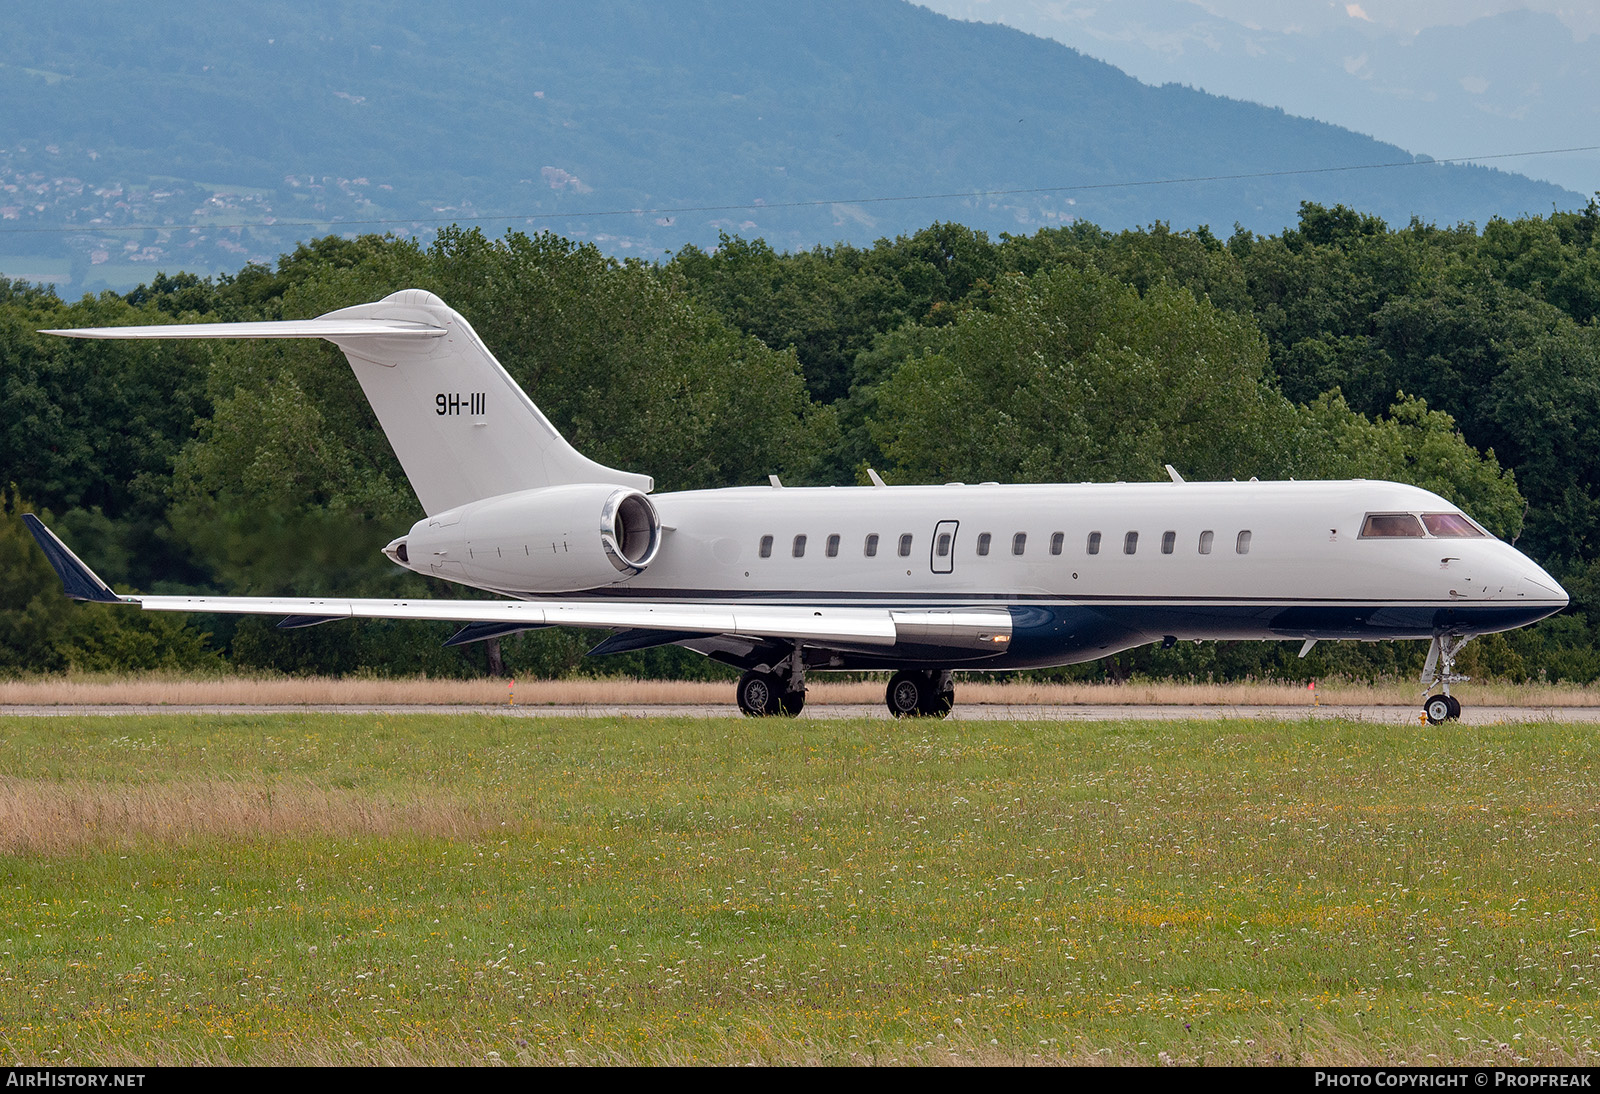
[[43, 289, 652, 515]]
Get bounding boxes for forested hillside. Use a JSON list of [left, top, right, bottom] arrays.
[[5, 202, 1600, 684]]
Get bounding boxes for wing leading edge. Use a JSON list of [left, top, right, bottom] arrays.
[[23, 516, 1011, 652]]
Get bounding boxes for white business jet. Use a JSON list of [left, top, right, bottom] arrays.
[[27, 290, 1568, 723]]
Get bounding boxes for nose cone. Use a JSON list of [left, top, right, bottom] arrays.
[[1523, 567, 1569, 608]]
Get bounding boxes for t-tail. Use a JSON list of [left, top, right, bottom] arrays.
[[44, 289, 651, 514]]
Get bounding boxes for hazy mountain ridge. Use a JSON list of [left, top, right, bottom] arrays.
[[0, 0, 1580, 291], [922, 1, 1600, 196]]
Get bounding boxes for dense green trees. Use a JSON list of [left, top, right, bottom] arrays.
[[6, 202, 1600, 680]]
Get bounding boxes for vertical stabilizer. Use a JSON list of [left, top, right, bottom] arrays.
[[318, 291, 651, 513], [43, 289, 653, 515]]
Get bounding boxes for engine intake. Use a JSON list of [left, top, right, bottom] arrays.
[[602, 490, 661, 572], [399, 483, 663, 593]]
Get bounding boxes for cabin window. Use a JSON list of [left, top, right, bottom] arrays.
[[1422, 513, 1488, 538], [1124, 531, 1139, 555], [976, 532, 991, 557], [1161, 530, 1176, 555], [1050, 532, 1064, 556], [1236, 530, 1252, 555], [759, 535, 773, 559], [826, 533, 841, 558], [864, 533, 880, 557], [936, 531, 953, 558], [792, 534, 807, 558], [1087, 531, 1102, 555], [1012, 532, 1027, 556], [1361, 513, 1424, 538], [898, 533, 913, 557], [1198, 530, 1213, 555]]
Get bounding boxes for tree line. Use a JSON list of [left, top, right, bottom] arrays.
[[4, 202, 1598, 683]]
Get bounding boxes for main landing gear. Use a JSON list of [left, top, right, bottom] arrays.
[[1421, 632, 1471, 725], [736, 641, 806, 716], [736, 668, 805, 716], [884, 669, 955, 719], [735, 654, 957, 720]]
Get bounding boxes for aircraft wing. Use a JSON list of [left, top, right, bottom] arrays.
[[131, 593, 902, 646], [22, 516, 1011, 651]]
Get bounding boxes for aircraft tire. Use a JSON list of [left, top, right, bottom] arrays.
[[1424, 694, 1453, 725], [885, 671, 926, 718], [737, 670, 780, 717], [775, 686, 805, 717], [1445, 694, 1461, 720], [918, 686, 954, 719]]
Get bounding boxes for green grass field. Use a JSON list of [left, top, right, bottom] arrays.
[[0, 713, 1596, 1065]]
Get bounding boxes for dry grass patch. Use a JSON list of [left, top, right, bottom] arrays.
[[3, 672, 1599, 708], [0, 776, 508, 853], [0, 673, 731, 707]]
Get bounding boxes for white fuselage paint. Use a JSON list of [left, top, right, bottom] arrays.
[[399, 478, 1566, 668]]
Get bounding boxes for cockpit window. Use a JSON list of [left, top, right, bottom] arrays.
[[1360, 513, 1425, 538], [1422, 512, 1488, 538]]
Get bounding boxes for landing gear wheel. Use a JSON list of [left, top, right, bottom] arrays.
[[1420, 633, 1470, 726], [884, 671, 954, 719], [775, 685, 805, 717], [922, 687, 955, 719], [738, 670, 804, 716], [885, 671, 926, 718], [737, 670, 779, 717]]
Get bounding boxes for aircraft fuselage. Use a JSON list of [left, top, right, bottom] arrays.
[[396, 478, 1565, 670]]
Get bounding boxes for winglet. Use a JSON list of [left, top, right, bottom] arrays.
[[21, 514, 123, 603]]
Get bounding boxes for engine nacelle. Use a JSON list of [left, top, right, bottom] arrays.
[[391, 483, 662, 593]]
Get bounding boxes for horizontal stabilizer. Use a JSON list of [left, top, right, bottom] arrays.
[[40, 319, 446, 340], [22, 514, 122, 603]]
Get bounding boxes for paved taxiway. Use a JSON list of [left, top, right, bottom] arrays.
[[4, 703, 1599, 723]]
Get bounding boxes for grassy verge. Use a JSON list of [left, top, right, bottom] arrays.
[[5, 672, 1600, 707], [0, 713, 1596, 1065]]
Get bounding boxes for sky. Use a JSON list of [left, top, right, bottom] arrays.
[[922, 1, 1600, 38], [1187, 1, 1598, 37]]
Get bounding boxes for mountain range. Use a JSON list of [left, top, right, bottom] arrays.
[[0, 0, 1581, 292], [922, 0, 1600, 198]]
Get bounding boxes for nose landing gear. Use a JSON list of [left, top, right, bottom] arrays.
[[1421, 633, 1471, 724]]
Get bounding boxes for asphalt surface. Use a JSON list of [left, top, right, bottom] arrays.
[[3, 703, 1598, 723]]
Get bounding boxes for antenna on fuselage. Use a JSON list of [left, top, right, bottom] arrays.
[[1165, 464, 1185, 483]]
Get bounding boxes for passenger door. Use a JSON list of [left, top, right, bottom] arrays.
[[930, 520, 959, 575]]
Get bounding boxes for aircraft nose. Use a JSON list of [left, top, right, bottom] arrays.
[[1483, 548, 1568, 606], [1524, 570, 1569, 607]]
